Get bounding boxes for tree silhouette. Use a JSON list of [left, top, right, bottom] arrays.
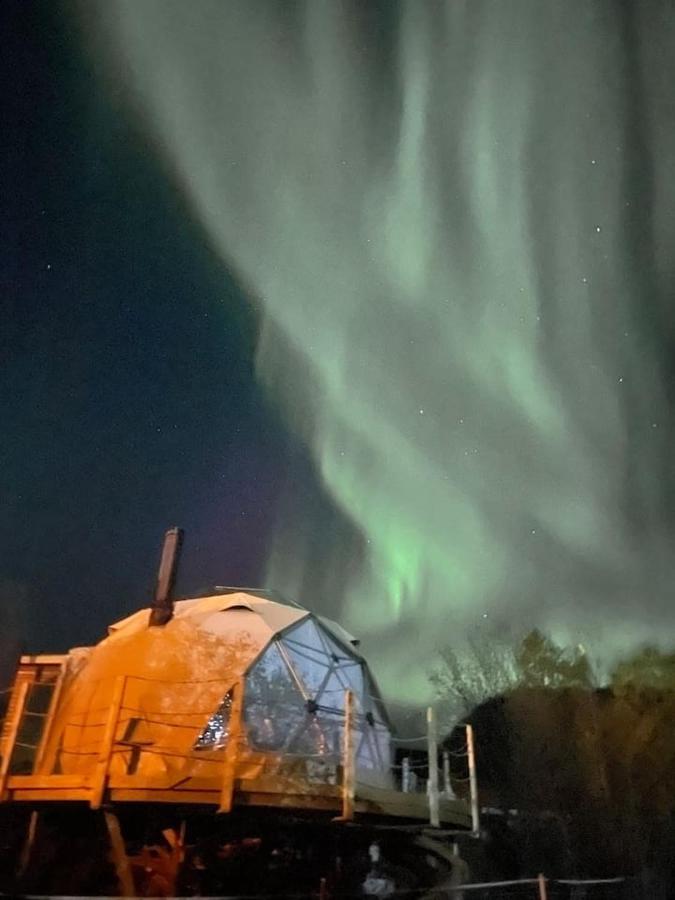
[[434, 634, 675, 882]]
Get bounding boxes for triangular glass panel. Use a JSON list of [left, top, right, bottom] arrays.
[[194, 691, 233, 749], [286, 706, 345, 758], [282, 638, 330, 667], [333, 663, 364, 696], [317, 628, 358, 665], [315, 671, 352, 712], [247, 640, 289, 685], [283, 618, 327, 654], [372, 725, 391, 768], [356, 728, 377, 769], [363, 671, 389, 725], [283, 645, 331, 697], [287, 716, 329, 756], [245, 642, 307, 750]]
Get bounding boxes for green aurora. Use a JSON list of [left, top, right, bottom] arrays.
[[87, 1, 675, 701]]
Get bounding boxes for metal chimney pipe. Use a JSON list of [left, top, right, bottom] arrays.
[[148, 527, 184, 626]]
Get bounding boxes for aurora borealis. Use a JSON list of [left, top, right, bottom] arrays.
[[80, 1, 675, 700], [5, 2, 675, 703]]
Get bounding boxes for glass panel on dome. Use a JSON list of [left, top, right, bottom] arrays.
[[318, 629, 357, 664], [283, 618, 327, 655], [245, 642, 306, 751], [373, 725, 392, 768], [194, 691, 232, 749], [318, 710, 345, 756], [356, 728, 378, 769], [363, 671, 389, 725], [280, 639, 328, 666], [315, 671, 350, 711], [282, 644, 331, 697], [287, 708, 343, 757], [248, 640, 289, 683], [333, 662, 364, 696]]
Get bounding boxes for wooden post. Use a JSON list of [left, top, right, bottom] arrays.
[[218, 680, 243, 814], [442, 749, 452, 797], [427, 706, 440, 828], [160, 822, 186, 896], [341, 689, 355, 821], [0, 679, 30, 801], [90, 675, 125, 810], [402, 756, 411, 793], [16, 810, 39, 879], [537, 872, 548, 900], [104, 810, 135, 898], [34, 664, 66, 773], [466, 723, 480, 836]]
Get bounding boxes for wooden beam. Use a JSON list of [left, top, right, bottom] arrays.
[[341, 690, 355, 821], [8, 787, 92, 802], [104, 810, 135, 898], [0, 679, 30, 801], [33, 663, 66, 773], [16, 810, 39, 879], [6, 779, 471, 826], [466, 723, 480, 836], [8, 773, 87, 788], [218, 680, 243, 813], [90, 675, 125, 810], [19, 655, 67, 666], [427, 707, 440, 827]]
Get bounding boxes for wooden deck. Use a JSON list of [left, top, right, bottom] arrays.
[[4, 771, 472, 828]]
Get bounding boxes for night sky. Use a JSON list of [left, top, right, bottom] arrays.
[[4, 1, 675, 702], [2, 1, 352, 659]]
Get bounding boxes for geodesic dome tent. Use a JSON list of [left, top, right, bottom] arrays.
[[39, 590, 392, 788], [196, 604, 391, 773]]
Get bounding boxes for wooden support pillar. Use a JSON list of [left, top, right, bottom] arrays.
[[16, 810, 39, 880], [466, 723, 480, 836], [91, 675, 125, 810], [34, 664, 66, 773], [0, 679, 30, 801], [442, 749, 453, 798], [157, 822, 186, 897], [427, 706, 440, 828], [104, 810, 135, 898], [402, 756, 411, 793], [218, 680, 243, 814], [341, 689, 355, 821]]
